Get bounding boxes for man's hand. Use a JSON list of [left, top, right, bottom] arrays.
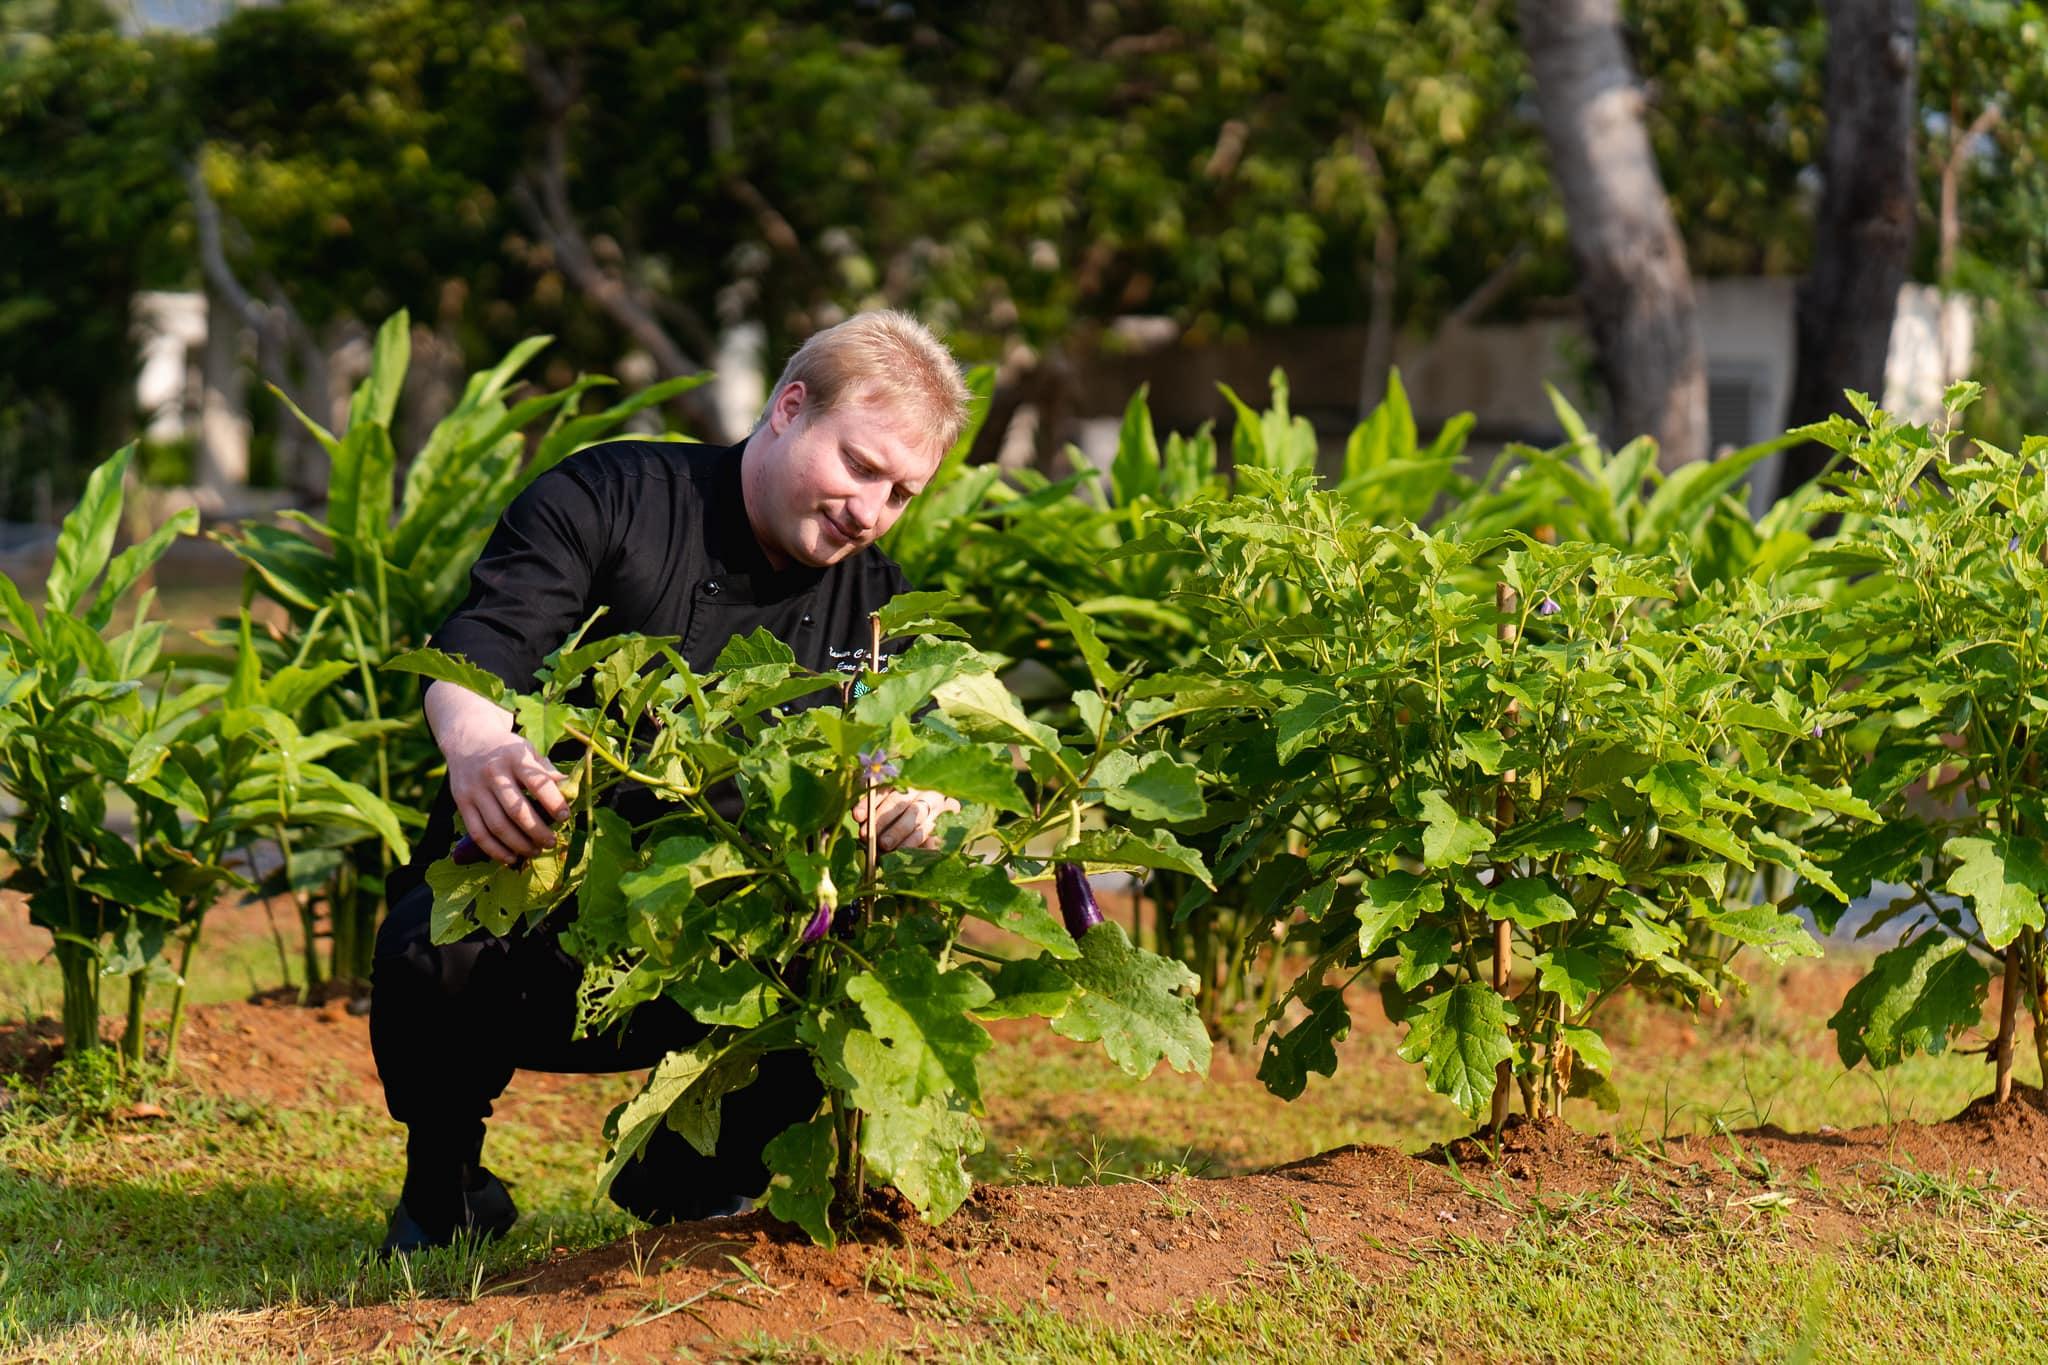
[[425, 679, 570, 865], [853, 787, 962, 853]]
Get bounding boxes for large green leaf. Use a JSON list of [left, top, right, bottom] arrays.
[[1095, 749, 1205, 823], [1357, 871, 1442, 955], [897, 743, 1028, 814], [843, 948, 995, 1106], [827, 1022, 981, 1223], [45, 444, 130, 615], [1257, 986, 1349, 1100], [761, 1112, 837, 1246], [383, 647, 512, 707], [1942, 835, 2048, 949], [1419, 790, 1494, 868], [1829, 932, 1990, 1069], [1048, 920, 1210, 1077], [1068, 827, 1213, 885], [1396, 981, 1516, 1119]]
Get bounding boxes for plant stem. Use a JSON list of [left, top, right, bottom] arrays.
[[55, 941, 100, 1056], [164, 918, 203, 1074], [1489, 579, 1518, 1135], [121, 973, 148, 1069], [1996, 942, 2022, 1104]]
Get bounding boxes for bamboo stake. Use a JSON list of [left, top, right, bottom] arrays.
[[1490, 581, 1519, 1135], [1996, 943, 2022, 1104]]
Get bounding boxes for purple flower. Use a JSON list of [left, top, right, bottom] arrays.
[[1054, 862, 1104, 939], [2010, 535, 2024, 555], [1536, 595, 1562, 618], [1810, 723, 1825, 740], [858, 748, 900, 784]]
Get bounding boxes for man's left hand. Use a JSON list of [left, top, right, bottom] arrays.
[[854, 787, 962, 853]]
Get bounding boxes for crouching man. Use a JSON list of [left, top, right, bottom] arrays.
[[370, 311, 969, 1255]]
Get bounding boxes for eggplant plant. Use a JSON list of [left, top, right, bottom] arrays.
[[1793, 386, 2048, 1103], [1134, 471, 1863, 1124], [213, 311, 704, 988], [387, 593, 1216, 1241]]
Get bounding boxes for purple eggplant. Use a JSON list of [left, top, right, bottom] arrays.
[[451, 834, 488, 866], [1054, 862, 1104, 938], [800, 869, 841, 944]]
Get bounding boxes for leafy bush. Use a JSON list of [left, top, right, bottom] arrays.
[[389, 595, 1218, 1240], [1795, 386, 2048, 1098]]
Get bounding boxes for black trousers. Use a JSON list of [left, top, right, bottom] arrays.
[[369, 883, 822, 1222]]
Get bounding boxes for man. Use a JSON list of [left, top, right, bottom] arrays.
[[370, 310, 971, 1256]]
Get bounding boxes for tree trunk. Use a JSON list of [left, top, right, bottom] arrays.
[[1777, 0, 1919, 498], [197, 279, 251, 496], [1519, 0, 1708, 469]]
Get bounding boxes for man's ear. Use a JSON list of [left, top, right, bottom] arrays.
[[767, 380, 807, 435]]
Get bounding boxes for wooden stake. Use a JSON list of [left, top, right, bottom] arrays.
[[1491, 581, 1519, 1135], [1996, 942, 2022, 1104]]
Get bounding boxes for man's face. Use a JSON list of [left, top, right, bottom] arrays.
[[745, 381, 944, 568]]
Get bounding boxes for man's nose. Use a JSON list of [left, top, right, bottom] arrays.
[[850, 484, 887, 531]]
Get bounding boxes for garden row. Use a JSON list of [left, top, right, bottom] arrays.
[[3, 314, 2043, 1241]]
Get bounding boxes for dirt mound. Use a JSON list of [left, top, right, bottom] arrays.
[[1419, 1114, 1624, 1187]]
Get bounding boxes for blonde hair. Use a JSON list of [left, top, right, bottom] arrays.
[[763, 310, 972, 455]]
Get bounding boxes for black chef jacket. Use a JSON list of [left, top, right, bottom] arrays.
[[384, 438, 915, 908]]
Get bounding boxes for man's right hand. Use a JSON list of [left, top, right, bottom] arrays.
[[424, 678, 570, 865]]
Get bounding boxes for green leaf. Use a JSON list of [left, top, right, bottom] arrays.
[[875, 589, 965, 639], [855, 1085, 982, 1223], [1943, 835, 2048, 949], [1357, 871, 1442, 955], [932, 671, 1058, 751], [596, 1036, 745, 1195], [665, 959, 786, 1028], [1049, 920, 1211, 1077], [715, 627, 797, 672], [887, 856, 1078, 960], [897, 743, 1027, 814], [1107, 382, 1161, 505], [1476, 875, 1575, 929], [1701, 904, 1822, 963], [383, 647, 512, 707], [1397, 982, 1517, 1120], [972, 957, 1078, 1021], [1829, 933, 1990, 1070], [1394, 924, 1454, 992], [1049, 593, 1118, 691], [1256, 986, 1348, 1100], [1420, 791, 1494, 868], [1274, 689, 1345, 763], [1535, 947, 1607, 1012], [1557, 1023, 1614, 1078], [844, 948, 995, 1106], [87, 507, 197, 632], [425, 844, 568, 941], [45, 444, 130, 615], [1069, 828, 1212, 886], [762, 1112, 837, 1246], [1095, 749, 1205, 823]]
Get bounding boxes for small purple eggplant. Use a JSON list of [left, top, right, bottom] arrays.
[[800, 870, 841, 944], [451, 834, 488, 866], [1054, 862, 1104, 939]]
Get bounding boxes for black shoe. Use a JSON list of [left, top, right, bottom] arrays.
[[378, 1166, 518, 1259]]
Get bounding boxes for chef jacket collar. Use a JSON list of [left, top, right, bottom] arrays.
[[706, 442, 828, 600]]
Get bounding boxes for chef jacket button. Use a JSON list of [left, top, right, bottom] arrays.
[[801, 613, 814, 626], [704, 580, 722, 597]]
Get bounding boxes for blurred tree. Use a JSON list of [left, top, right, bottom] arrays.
[[1780, 0, 1921, 494], [0, 0, 189, 518], [1518, 0, 1708, 467]]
